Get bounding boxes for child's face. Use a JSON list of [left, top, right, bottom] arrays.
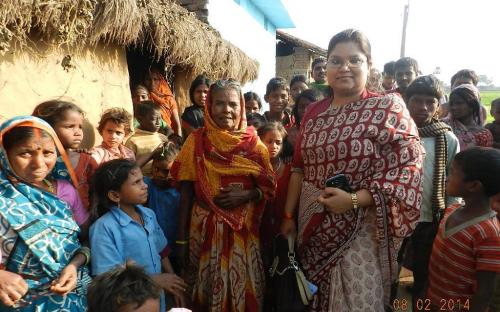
[[6, 135, 57, 185], [382, 73, 395, 90], [152, 159, 173, 187], [115, 167, 148, 205], [138, 110, 162, 133], [407, 94, 439, 126], [248, 118, 264, 129], [446, 161, 468, 197], [245, 100, 260, 114], [193, 83, 209, 107], [53, 110, 84, 149], [491, 104, 500, 122], [296, 97, 313, 122], [121, 298, 160, 312], [395, 65, 417, 92], [491, 193, 500, 213], [290, 82, 308, 102], [261, 129, 283, 159], [132, 88, 149, 104], [312, 61, 327, 83], [101, 121, 126, 148], [266, 89, 289, 114]]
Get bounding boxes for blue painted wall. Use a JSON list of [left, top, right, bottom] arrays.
[[233, 0, 277, 33]]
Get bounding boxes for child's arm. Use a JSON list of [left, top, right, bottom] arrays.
[[135, 143, 163, 168], [470, 271, 496, 312], [161, 254, 175, 274], [151, 272, 187, 307], [172, 110, 182, 137], [176, 181, 195, 272]]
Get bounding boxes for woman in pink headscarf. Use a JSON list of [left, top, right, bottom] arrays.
[[443, 84, 493, 150]]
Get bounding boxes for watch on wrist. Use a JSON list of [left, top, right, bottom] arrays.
[[351, 192, 359, 210]]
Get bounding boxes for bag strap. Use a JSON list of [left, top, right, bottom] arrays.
[[287, 234, 294, 253], [287, 235, 314, 305]]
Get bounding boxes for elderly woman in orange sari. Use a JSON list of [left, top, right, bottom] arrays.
[[171, 79, 276, 312], [144, 68, 182, 136]]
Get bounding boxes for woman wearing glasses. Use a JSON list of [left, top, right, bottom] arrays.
[[280, 29, 424, 311], [171, 80, 276, 311]]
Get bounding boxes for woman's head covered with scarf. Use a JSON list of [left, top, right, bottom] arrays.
[[449, 83, 482, 125], [170, 79, 275, 230], [204, 79, 247, 133], [143, 68, 179, 127], [0, 115, 77, 186]]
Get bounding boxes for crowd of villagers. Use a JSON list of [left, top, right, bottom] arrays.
[[0, 28, 500, 312]]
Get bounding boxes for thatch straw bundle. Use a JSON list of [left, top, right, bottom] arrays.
[[0, 0, 259, 83]]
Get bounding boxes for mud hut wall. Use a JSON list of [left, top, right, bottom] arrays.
[[276, 46, 312, 84], [0, 43, 132, 148], [173, 67, 198, 115]]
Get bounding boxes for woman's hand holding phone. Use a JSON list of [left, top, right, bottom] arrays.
[[318, 187, 354, 214], [320, 174, 355, 214]]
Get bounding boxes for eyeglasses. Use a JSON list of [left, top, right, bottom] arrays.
[[327, 57, 366, 69]]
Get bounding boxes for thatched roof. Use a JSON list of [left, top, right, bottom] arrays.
[[0, 0, 259, 83]]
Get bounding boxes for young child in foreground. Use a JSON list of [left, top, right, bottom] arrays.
[[89, 159, 186, 312], [427, 147, 500, 312], [87, 262, 164, 312]]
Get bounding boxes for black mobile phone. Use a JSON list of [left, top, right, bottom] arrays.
[[325, 174, 352, 192]]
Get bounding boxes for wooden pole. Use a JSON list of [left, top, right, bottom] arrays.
[[400, 0, 409, 57]]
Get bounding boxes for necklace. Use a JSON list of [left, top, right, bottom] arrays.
[[42, 179, 55, 194]]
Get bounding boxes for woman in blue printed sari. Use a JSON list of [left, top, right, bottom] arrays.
[[0, 116, 90, 311]]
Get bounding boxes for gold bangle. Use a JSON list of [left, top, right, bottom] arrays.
[[77, 247, 91, 266], [175, 240, 188, 245], [351, 192, 359, 210]]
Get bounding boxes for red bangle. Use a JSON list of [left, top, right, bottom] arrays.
[[284, 212, 294, 220]]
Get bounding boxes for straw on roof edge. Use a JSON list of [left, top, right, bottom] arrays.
[[0, 0, 259, 83]]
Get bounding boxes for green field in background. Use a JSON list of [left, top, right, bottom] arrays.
[[481, 90, 500, 123]]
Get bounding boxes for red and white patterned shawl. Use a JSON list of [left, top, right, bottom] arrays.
[[292, 91, 424, 309]]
